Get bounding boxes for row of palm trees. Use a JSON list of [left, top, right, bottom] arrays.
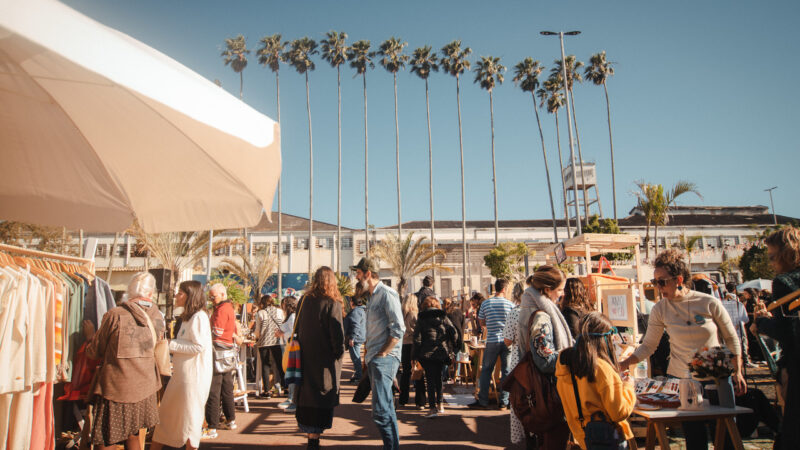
[[220, 33, 618, 288]]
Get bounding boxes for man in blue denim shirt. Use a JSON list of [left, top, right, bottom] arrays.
[[343, 296, 367, 382], [352, 257, 405, 450]]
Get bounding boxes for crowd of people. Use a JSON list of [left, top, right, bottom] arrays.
[[79, 226, 800, 449]]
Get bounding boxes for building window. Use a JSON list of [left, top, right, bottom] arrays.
[[254, 243, 269, 255], [342, 237, 353, 250], [95, 244, 107, 257], [296, 238, 309, 250], [213, 246, 228, 256], [356, 240, 366, 254], [115, 244, 127, 257], [131, 241, 147, 257], [281, 242, 290, 254]]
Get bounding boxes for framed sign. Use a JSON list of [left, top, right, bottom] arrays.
[[554, 242, 567, 264], [601, 288, 637, 330]]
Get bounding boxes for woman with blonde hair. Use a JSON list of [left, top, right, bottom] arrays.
[[399, 293, 426, 408], [151, 281, 213, 450], [293, 267, 345, 449], [751, 226, 800, 449]]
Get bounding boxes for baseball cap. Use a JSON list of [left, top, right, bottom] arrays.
[[350, 257, 379, 274]]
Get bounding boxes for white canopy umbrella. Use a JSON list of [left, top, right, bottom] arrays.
[[737, 279, 772, 292], [0, 0, 280, 233]]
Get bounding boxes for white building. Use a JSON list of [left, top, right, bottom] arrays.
[[89, 205, 794, 296]]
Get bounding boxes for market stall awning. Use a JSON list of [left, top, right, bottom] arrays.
[[0, 0, 280, 233]]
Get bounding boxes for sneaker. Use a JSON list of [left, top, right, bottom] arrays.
[[274, 384, 283, 396], [277, 400, 292, 409], [424, 409, 439, 419], [438, 404, 445, 414], [225, 420, 237, 430], [467, 401, 488, 410], [285, 403, 297, 413], [202, 429, 218, 439]]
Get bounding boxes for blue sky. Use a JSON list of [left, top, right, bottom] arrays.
[[64, 0, 800, 229]]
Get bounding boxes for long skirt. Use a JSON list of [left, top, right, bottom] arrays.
[[91, 393, 159, 446], [296, 405, 334, 434]]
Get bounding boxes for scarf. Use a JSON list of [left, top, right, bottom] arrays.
[[518, 286, 573, 352]]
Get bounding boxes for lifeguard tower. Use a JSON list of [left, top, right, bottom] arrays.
[[563, 159, 603, 222]]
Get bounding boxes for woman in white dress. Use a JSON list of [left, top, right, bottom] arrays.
[[151, 280, 213, 450], [502, 282, 526, 444]]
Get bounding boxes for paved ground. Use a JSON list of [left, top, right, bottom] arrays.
[[189, 362, 778, 449]]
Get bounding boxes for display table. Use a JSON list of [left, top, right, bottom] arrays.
[[465, 341, 502, 403], [633, 405, 752, 450]]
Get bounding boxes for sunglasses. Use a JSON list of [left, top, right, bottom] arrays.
[[650, 277, 675, 287]]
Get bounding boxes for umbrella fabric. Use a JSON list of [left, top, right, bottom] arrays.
[[0, 0, 280, 233], [737, 279, 772, 292]]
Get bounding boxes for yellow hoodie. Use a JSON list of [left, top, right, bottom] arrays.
[[555, 356, 636, 449]]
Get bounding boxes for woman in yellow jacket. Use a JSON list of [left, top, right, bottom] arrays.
[[555, 312, 636, 449]]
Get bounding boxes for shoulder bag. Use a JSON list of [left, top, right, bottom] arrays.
[[282, 295, 306, 385], [568, 360, 625, 450], [134, 302, 172, 377]]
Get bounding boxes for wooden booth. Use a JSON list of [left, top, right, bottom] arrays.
[[546, 233, 645, 337]]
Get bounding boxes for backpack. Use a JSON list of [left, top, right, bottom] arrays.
[[501, 311, 566, 435]]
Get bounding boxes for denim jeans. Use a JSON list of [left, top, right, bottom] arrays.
[[349, 343, 363, 380], [478, 341, 510, 406], [368, 355, 401, 450]]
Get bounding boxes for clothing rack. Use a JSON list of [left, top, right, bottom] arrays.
[[0, 242, 95, 274]]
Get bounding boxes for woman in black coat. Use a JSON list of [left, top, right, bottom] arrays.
[[294, 267, 345, 449], [413, 296, 458, 418]]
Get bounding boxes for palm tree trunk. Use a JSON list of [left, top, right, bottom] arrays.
[[456, 74, 468, 292], [554, 112, 571, 237], [276, 73, 283, 300], [489, 90, 499, 245], [425, 79, 436, 278], [570, 89, 590, 225], [336, 66, 342, 276], [239, 71, 243, 100], [107, 232, 119, 281], [167, 268, 178, 320], [603, 82, 617, 222], [654, 224, 659, 258], [363, 73, 369, 254], [532, 93, 558, 242], [305, 72, 313, 276], [394, 72, 402, 237], [644, 220, 651, 261]]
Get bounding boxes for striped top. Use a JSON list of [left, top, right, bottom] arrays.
[[478, 296, 515, 343]]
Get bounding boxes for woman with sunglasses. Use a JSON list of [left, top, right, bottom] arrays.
[[619, 249, 743, 450], [750, 226, 800, 449]]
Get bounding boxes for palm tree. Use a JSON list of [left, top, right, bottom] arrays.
[[369, 232, 451, 297], [218, 246, 278, 301], [678, 230, 702, 269], [514, 58, 558, 242], [440, 40, 471, 290], [409, 46, 440, 274], [129, 222, 228, 319], [378, 37, 410, 237], [320, 31, 349, 275], [653, 181, 702, 255], [221, 35, 250, 99], [632, 181, 663, 261], [552, 56, 589, 224], [257, 33, 286, 299], [585, 51, 617, 221], [537, 77, 572, 236], [347, 40, 375, 254], [284, 37, 318, 276], [473, 56, 506, 245]]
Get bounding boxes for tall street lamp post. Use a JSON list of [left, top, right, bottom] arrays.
[[541, 30, 582, 235], [765, 186, 778, 225]]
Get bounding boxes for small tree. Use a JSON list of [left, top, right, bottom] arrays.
[[740, 245, 774, 280], [483, 242, 533, 283], [718, 256, 741, 282], [209, 272, 248, 306], [369, 232, 450, 296]]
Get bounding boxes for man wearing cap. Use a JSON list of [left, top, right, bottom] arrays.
[[415, 275, 437, 308], [351, 257, 405, 450]]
